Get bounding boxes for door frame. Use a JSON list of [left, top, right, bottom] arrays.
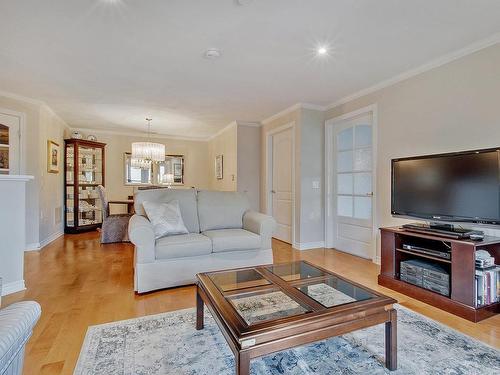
[[265, 121, 296, 245], [0, 107, 26, 174], [324, 104, 378, 261]]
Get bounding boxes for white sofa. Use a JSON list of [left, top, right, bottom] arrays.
[[128, 189, 276, 293], [0, 301, 41, 375]]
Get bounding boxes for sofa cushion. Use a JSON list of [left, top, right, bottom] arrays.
[[203, 229, 261, 253], [155, 233, 212, 260], [142, 200, 189, 239], [197, 191, 250, 232], [134, 188, 200, 233]]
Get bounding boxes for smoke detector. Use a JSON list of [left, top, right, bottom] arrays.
[[204, 48, 222, 59]]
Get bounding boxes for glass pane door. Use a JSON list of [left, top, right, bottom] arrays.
[[336, 124, 372, 220]]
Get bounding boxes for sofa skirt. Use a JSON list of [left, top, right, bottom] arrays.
[[134, 248, 274, 293]]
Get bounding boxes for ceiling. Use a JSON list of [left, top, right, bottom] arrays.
[[1, 0, 500, 138]]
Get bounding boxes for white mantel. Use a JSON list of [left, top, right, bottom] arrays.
[[0, 174, 34, 296]]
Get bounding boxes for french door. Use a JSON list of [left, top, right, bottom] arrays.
[[326, 110, 375, 259]]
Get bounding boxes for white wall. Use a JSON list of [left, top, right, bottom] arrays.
[[326, 43, 500, 260], [0, 94, 70, 248], [38, 106, 68, 244], [0, 176, 31, 295], [237, 124, 261, 211], [298, 109, 325, 246], [208, 123, 238, 191]]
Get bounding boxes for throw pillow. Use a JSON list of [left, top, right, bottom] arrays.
[[142, 200, 189, 239]]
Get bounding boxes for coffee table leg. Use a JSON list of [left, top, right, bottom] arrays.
[[236, 351, 250, 375], [196, 285, 204, 330], [385, 309, 397, 371]]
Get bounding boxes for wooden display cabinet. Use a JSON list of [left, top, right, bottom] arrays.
[[379, 227, 500, 322], [64, 139, 106, 233]]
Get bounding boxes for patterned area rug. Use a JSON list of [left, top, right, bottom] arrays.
[[74, 305, 500, 375]]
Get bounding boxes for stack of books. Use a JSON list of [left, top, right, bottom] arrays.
[[475, 250, 500, 307], [475, 249, 499, 307]]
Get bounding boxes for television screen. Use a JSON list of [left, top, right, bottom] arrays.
[[391, 148, 500, 224]]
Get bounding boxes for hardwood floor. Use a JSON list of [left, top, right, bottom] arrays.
[[3, 232, 499, 374]]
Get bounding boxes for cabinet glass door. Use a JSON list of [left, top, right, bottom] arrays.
[[65, 144, 75, 227], [77, 145, 102, 226]]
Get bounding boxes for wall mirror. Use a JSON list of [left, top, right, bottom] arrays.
[[124, 153, 184, 186]]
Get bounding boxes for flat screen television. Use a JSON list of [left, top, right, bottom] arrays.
[[391, 148, 500, 225]]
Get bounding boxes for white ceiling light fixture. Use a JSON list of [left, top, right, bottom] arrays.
[[317, 46, 328, 56], [204, 48, 222, 59], [131, 118, 165, 169]]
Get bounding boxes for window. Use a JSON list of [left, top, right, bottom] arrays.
[[124, 153, 184, 186]]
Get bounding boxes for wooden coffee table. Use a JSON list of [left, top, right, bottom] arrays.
[[196, 260, 397, 374]]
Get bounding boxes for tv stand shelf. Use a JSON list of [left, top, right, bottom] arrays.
[[378, 227, 500, 322]]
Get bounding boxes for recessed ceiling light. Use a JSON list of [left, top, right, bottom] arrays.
[[317, 46, 328, 56], [237, 0, 253, 5], [204, 48, 222, 59]]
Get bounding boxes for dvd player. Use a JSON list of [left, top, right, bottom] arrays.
[[402, 244, 451, 260]]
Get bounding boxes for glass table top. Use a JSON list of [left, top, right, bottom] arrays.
[[209, 268, 271, 292], [295, 276, 376, 308], [227, 289, 309, 325], [265, 261, 327, 281], [204, 261, 382, 326]]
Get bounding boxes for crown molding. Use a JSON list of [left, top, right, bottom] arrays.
[[236, 121, 261, 128], [70, 127, 210, 142], [326, 32, 500, 110], [0, 90, 70, 129], [261, 102, 326, 125], [0, 89, 45, 107], [206, 121, 237, 141]]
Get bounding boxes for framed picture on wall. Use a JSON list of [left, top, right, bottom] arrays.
[[215, 154, 223, 180], [47, 140, 60, 173]]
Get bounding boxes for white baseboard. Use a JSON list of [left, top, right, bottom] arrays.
[[40, 229, 64, 248], [25, 229, 64, 252], [25, 242, 41, 251], [373, 255, 381, 265], [292, 241, 325, 251], [1, 280, 26, 296]]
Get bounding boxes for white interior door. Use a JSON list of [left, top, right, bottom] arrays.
[[271, 127, 293, 243], [330, 114, 374, 258], [0, 112, 21, 175]]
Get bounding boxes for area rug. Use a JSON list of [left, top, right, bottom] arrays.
[[74, 305, 500, 375]]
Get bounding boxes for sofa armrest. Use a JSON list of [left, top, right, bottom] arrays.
[[0, 301, 41, 372], [128, 215, 155, 263], [243, 211, 276, 250]]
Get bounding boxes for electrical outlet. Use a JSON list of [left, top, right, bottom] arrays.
[[312, 180, 320, 189]]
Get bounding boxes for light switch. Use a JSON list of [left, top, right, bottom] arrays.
[[312, 180, 320, 189]]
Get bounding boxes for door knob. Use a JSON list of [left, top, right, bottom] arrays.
[[366, 192, 373, 196], [271, 190, 276, 194]]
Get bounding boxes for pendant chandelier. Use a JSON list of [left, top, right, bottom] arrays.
[[131, 118, 165, 169]]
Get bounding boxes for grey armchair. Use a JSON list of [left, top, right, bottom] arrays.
[[0, 301, 41, 375], [97, 185, 132, 244]]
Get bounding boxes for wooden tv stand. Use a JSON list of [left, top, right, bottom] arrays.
[[378, 227, 500, 322]]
